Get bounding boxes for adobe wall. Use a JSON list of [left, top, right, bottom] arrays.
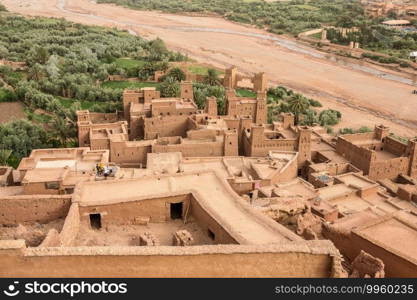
[[78, 195, 191, 226], [189, 195, 239, 244], [89, 112, 118, 124], [228, 180, 255, 195], [0, 195, 71, 225], [323, 215, 417, 277], [110, 141, 151, 166], [0, 242, 342, 278], [247, 138, 298, 157], [90, 137, 110, 151], [335, 137, 374, 173], [384, 136, 407, 156], [152, 140, 225, 157], [350, 232, 417, 277], [368, 157, 409, 180], [59, 203, 80, 247], [23, 182, 60, 195], [270, 155, 298, 185], [144, 116, 190, 140]]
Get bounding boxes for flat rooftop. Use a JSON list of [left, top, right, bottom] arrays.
[[355, 217, 417, 263], [336, 173, 377, 189]]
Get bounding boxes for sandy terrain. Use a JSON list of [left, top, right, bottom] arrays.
[[0, 102, 25, 123], [3, 0, 417, 136]]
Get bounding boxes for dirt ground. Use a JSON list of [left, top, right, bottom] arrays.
[[74, 219, 215, 246], [0, 218, 65, 247], [3, 0, 417, 137], [0, 102, 25, 123]]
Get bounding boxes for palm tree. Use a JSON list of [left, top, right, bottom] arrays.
[[49, 117, 71, 147], [160, 76, 180, 98], [166, 67, 186, 82], [0, 149, 12, 166], [288, 94, 309, 124], [204, 68, 221, 86]]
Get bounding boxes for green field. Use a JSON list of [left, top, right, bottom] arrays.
[[57, 97, 99, 110], [114, 58, 146, 70], [236, 89, 256, 98], [101, 81, 160, 90]]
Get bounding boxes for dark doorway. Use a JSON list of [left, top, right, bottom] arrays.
[[170, 202, 183, 219], [208, 229, 215, 241], [89, 213, 101, 229]]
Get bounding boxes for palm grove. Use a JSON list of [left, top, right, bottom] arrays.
[[0, 11, 341, 167]]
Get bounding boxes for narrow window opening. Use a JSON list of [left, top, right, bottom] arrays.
[[170, 202, 183, 219], [90, 213, 101, 230]]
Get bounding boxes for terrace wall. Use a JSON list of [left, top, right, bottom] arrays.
[[0, 242, 343, 278]]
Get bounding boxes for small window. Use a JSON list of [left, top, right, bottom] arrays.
[[89, 213, 101, 230]]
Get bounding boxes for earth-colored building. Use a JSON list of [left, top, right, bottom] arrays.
[[1, 67, 416, 278]]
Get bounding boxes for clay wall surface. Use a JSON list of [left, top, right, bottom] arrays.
[[144, 116, 190, 140], [247, 138, 298, 157], [368, 157, 409, 180], [22, 182, 60, 195], [0, 195, 71, 225], [189, 195, 239, 244], [0, 242, 341, 278], [78, 195, 191, 226], [350, 232, 417, 277], [228, 180, 255, 195], [59, 203, 80, 247], [152, 140, 225, 157], [110, 141, 152, 166], [384, 136, 407, 156], [270, 156, 298, 185], [88, 112, 118, 124], [336, 137, 373, 173]]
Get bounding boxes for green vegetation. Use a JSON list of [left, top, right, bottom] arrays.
[[266, 86, 341, 127], [0, 88, 17, 102], [114, 58, 146, 70], [98, 0, 366, 35], [101, 81, 160, 90], [339, 126, 372, 135], [236, 89, 256, 98], [193, 83, 226, 114], [327, 24, 417, 62], [0, 119, 51, 165], [0, 13, 186, 165]]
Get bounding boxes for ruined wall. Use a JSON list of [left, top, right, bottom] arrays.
[[78, 195, 191, 226], [0, 195, 71, 225], [0, 242, 341, 277], [59, 203, 80, 247]]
